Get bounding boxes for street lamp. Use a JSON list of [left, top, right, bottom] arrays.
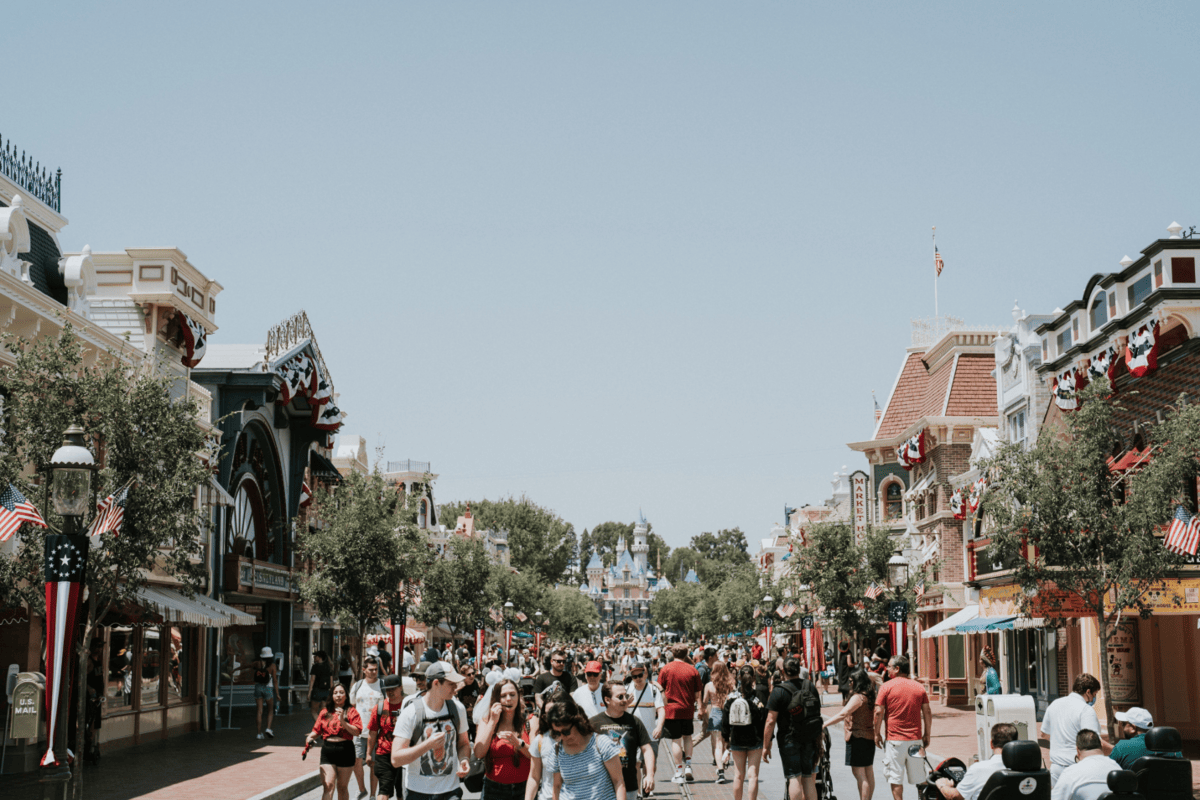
[[887, 550, 909, 593], [886, 549, 910, 659], [50, 425, 96, 530], [762, 595, 775, 658]]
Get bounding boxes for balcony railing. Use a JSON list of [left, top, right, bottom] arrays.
[[388, 460, 430, 474], [1, 135, 61, 212]]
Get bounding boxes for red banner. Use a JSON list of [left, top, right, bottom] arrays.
[[765, 624, 773, 657], [475, 619, 485, 665], [390, 606, 407, 674]]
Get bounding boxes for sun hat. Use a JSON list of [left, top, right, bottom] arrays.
[[259, 647, 273, 659]]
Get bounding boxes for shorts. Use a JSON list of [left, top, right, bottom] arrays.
[[882, 739, 924, 785], [779, 739, 817, 779], [482, 779, 526, 800], [845, 736, 875, 768], [320, 739, 356, 768], [729, 742, 762, 752], [311, 689, 331, 702], [253, 683, 274, 701], [706, 709, 723, 733], [662, 718, 694, 739], [374, 753, 400, 797], [354, 737, 369, 760], [405, 791, 462, 800]]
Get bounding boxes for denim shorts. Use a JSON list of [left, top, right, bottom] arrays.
[[707, 709, 723, 732], [253, 683, 273, 701], [779, 739, 816, 779]]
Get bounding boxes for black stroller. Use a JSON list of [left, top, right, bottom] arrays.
[[780, 728, 836, 800]]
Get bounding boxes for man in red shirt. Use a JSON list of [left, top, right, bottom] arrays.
[[657, 644, 702, 784], [873, 655, 932, 800], [750, 642, 763, 661], [367, 673, 405, 799]]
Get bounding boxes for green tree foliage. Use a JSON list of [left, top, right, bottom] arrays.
[[692, 527, 752, 566], [648, 583, 709, 635], [982, 380, 1199, 733], [544, 585, 600, 641], [296, 470, 429, 666], [438, 495, 577, 584], [0, 326, 211, 798], [414, 536, 497, 639], [488, 569, 551, 627], [662, 546, 706, 587], [579, 520, 670, 569], [713, 565, 773, 637]]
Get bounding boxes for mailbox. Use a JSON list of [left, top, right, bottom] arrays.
[[10, 672, 45, 740]]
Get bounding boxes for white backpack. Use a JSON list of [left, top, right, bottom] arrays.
[[728, 691, 752, 727]]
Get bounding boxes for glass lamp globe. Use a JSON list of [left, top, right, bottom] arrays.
[[887, 550, 909, 589], [49, 425, 95, 517]]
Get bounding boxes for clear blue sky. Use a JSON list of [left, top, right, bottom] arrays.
[[10, 3, 1200, 552]]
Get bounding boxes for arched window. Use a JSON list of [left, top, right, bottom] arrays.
[[885, 481, 903, 521], [418, 498, 428, 529], [1090, 292, 1107, 332]]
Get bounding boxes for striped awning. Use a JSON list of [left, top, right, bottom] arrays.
[[954, 615, 1018, 633], [135, 586, 257, 627]]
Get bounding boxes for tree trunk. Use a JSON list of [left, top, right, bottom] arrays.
[[1095, 603, 1116, 745], [71, 594, 97, 800]]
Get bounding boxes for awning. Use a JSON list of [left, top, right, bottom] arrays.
[[310, 450, 343, 483], [207, 476, 235, 507], [920, 605, 979, 638], [135, 586, 258, 627], [954, 615, 1018, 633]]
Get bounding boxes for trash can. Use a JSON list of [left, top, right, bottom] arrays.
[[975, 693, 1037, 760]]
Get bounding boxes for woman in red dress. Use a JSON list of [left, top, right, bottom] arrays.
[[306, 683, 362, 800]]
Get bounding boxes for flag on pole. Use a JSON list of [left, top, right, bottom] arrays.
[[88, 485, 129, 537], [0, 484, 47, 542], [390, 606, 408, 674], [504, 620, 513, 665], [1165, 505, 1200, 556], [889, 601, 908, 657], [299, 481, 313, 510], [516, 611, 528, 623], [752, 606, 761, 619], [864, 581, 884, 600], [179, 313, 208, 368], [914, 581, 926, 599], [534, 625, 543, 654], [475, 619, 486, 665], [934, 246, 944, 277], [41, 535, 87, 767], [801, 615, 819, 673]]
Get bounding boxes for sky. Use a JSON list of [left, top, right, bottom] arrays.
[[9, 3, 1200, 553]]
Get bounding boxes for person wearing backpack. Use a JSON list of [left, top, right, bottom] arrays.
[[391, 661, 470, 800], [762, 658, 823, 800], [721, 665, 767, 800]]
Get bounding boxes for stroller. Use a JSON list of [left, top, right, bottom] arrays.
[[780, 728, 836, 800]]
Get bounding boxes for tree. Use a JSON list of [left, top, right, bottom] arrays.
[[713, 564, 772, 637], [662, 546, 706, 588], [692, 527, 752, 566], [0, 326, 211, 799], [438, 496, 577, 584], [488, 569, 551, 627], [648, 583, 710, 635], [296, 470, 429, 668], [544, 586, 600, 641], [579, 520, 670, 569], [981, 380, 1198, 734], [414, 536, 497, 641]]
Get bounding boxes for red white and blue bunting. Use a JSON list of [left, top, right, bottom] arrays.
[[179, 314, 207, 368], [273, 352, 345, 434], [1125, 323, 1159, 378], [1053, 368, 1080, 412], [1087, 346, 1117, 385], [896, 430, 926, 471], [949, 488, 966, 520], [967, 477, 987, 517]]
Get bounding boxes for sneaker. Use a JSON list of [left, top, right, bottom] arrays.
[[255, 733, 265, 740], [672, 770, 685, 784], [265, 729, 274, 739], [684, 764, 694, 783], [716, 770, 726, 784]]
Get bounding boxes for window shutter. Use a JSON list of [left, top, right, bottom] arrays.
[[1172, 257, 1195, 283]]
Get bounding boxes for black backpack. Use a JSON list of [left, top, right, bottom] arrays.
[[781, 679, 822, 741]]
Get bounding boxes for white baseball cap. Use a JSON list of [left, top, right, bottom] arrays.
[[1114, 707, 1153, 730]]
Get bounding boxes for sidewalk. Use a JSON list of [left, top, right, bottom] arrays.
[[2, 708, 319, 800]]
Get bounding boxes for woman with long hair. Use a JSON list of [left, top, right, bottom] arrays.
[[305, 683, 362, 800], [821, 668, 876, 800], [475, 679, 533, 800], [721, 665, 766, 800], [526, 688, 565, 800], [544, 697, 624, 800], [980, 645, 1002, 695], [702, 660, 735, 782]]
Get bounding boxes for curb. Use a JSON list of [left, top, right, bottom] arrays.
[[245, 771, 321, 800]]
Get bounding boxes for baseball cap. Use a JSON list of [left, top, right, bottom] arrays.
[[412, 661, 430, 675], [1114, 707, 1153, 729], [426, 660, 465, 684], [629, 660, 648, 675], [381, 673, 404, 692], [585, 660, 603, 674]]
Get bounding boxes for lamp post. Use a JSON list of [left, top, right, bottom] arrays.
[[604, 602, 613, 638], [762, 594, 775, 658], [503, 601, 515, 666], [886, 549, 910, 658], [42, 425, 98, 789], [639, 603, 648, 637]]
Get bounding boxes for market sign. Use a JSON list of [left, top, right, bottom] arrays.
[[851, 471, 869, 545], [988, 578, 1200, 619]]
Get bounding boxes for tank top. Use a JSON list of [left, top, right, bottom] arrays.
[[254, 661, 271, 685], [847, 693, 874, 741], [484, 721, 530, 784]]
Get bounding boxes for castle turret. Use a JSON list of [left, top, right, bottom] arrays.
[[632, 511, 649, 573]]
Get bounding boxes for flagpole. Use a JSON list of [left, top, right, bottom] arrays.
[[932, 226, 938, 319]]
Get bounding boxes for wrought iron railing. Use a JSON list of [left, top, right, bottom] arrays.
[[0, 135, 61, 212], [387, 460, 430, 474]]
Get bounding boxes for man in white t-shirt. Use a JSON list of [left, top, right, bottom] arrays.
[[935, 723, 1018, 800], [1040, 673, 1112, 785], [391, 661, 469, 800], [1051, 730, 1122, 800], [403, 647, 415, 672], [572, 660, 605, 718], [350, 657, 386, 798]]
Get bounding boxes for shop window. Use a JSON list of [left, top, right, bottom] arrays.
[[106, 627, 134, 710], [946, 634, 965, 679], [1127, 273, 1152, 308], [885, 482, 903, 521], [1090, 293, 1107, 331], [141, 627, 164, 708], [166, 626, 192, 704], [1072, 317, 1079, 342], [1173, 257, 1196, 283], [1154, 260, 1163, 287]]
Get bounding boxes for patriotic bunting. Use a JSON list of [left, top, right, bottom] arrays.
[[1053, 368, 1080, 412], [313, 403, 346, 431], [42, 535, 87, 767], [390, 607, 408, 674], [764, 623, 773, 656], [949, 488, 966, 520], [273, 352, 346, 434], [475, 619, 486, 665], [504, 620, 513, 665], [299, 481, 312, 510], [534, 625, 544, 654], [1125, 324, 1159, 378], [1165, 505, 1200, 556], [864, 581, 884, 600], [1088, 346, 1118, 385], [801, 615, 821, 674], [88, 484, 129, 537], [179, 314, 207, 368], [896, 430, 926, 471], [0, 484, 47, 541], [888, 601, 908, 656], [968, 477, 987, 517]]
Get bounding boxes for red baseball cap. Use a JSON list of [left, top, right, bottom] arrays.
[[585, 661, 603, 673]]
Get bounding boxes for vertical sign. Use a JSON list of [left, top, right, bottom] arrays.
[[765, 624, 773, 657], [474, 620, 485, 667], [390, 606, 407, 674], [1105, 619, 1139, 704], [851, 470, 869, 545], [504, 620, 513, 665]]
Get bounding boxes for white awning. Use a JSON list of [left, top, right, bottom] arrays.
[[920, 605, 979, 638], [136, 586, 257, 627]]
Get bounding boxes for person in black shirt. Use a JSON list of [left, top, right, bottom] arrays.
[[589, 681, 655, 798], [531, 649, 578, 707], [457, 663, 482, 740]]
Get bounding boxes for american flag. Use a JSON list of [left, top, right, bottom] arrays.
[[515, 611, 527, 622], [489, 608, 503, 624], [935, 246, 945, 277], [299, 481, 312, 509], [180, 314, 207, 368], [914, 580, 926, 599], [775, 603, 787, 618], [782, 602, 797, 618], [1165, 505, 1200, 556], [864, 581, 884, 600], [0, 484, 47, 541], [752, 606, 761, 619], [88, 485, 129, 537]]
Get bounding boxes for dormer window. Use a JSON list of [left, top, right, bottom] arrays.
[[1090, 292, 1107, 331], [1072, 317, 1080, 342], [1128, 273, 1152, 308], [1056, 328, 1072, 355]]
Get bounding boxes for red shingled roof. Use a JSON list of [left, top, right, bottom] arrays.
[[876, 353, 930, 439], [946, 354, 999, 417]]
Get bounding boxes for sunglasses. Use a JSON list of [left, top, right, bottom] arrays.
[[551, 725, 572, 738]]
